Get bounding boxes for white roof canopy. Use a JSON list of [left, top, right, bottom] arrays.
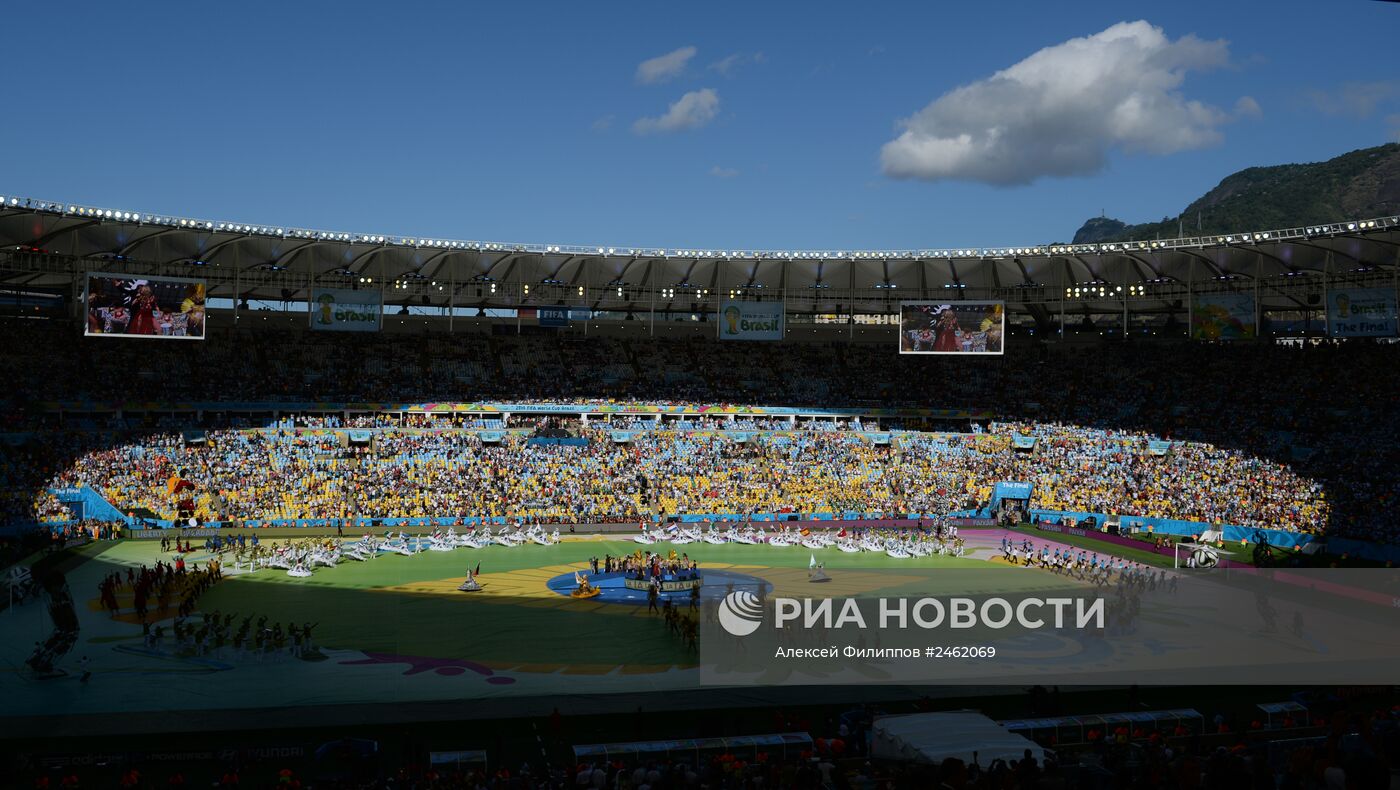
[[1, 194, 1396, 317], [871, 711, 1051, 765]]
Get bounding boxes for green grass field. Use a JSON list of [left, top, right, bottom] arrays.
[[22, 532, 1338, 726], [1008, 526, 1248, 569], [0, 535, 1097, 723], [191, 540, 1016, 668]]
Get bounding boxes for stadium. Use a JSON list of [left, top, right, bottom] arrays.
[[3, 189, 1400, 784], [4, 6, 1400, 788]]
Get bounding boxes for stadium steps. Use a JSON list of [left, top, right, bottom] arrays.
[[619, 341, 644, 379], [486, 337, 508, 379]]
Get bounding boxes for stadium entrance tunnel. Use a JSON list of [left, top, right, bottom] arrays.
[[545, 569, 772, 605]]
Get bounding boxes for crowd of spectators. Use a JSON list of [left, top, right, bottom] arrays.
[[29, 491, 72, 523], [43, 422, 1328, 533], [0, 320, 1395, 542], [993, 422, 1328, 532]]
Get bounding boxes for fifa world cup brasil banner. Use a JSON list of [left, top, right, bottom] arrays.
[[310, 287, 383, 332], [1191, 293, 1255, 340], [1328, 288, 1398, 337], [84, 273, 207, 340], [719, 301, 784, 341], [899, 301, 1004, 355]]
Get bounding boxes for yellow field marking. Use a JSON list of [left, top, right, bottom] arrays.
[[559, 664, 627, 675], [83, 594, 184, 624], [368, 559, 941, 620]]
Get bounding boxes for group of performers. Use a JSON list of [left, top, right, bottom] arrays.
[[660, 597, 699, 649], [568, 549, 705, 600], [586, 549, 700, 582], [160, 535, 204, 553], [1000, 537, 1168, 587], [899, 303, 1004, 353], [86, 278, 206, 338], [833, 524, 966, 557]]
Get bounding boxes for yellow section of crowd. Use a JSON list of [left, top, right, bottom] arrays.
[[48, 423, 1327, 532]]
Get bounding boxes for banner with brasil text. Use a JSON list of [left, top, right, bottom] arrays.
[[718, 301, 784, 341], [309, 288, 382, 332], [1191, 293, 1255, 340], [1327, 288, 1398, 337]]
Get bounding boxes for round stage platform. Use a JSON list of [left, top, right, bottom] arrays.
[[545, 570, 772, 605]]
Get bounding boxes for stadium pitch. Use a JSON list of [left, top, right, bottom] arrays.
[[0, 529, 1072, 725], [6, 524, 1400, 742]]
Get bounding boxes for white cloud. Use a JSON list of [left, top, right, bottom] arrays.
[[1388, 114, 1400, 142], [1233, 96, 1262, 119], [709, 52, 764, 77], [709, 165, 740, 178], [1305, 81, 1400, 118], [591, 114, 615, 132], [636, 46, 696, 85], [633, 88, 720, 135], [880, 20, 1238, 186]]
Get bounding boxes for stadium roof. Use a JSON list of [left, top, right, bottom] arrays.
[[1, 193, 1397, 314]]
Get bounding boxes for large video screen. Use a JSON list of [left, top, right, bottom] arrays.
[[84, 273, 207, 340], [899, 301, 1004, 354], [1190, 293, 1255, 341]]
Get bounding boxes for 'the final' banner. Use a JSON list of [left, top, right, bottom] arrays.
[[1328, 288, 1397, 337]]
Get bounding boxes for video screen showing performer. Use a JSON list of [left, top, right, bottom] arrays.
[[84, 273, 207, 339], [899, 301, 1004, 355], [167, 467, 197, 521]]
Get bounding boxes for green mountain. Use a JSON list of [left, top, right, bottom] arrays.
[[1072, 143, 1400, 244]]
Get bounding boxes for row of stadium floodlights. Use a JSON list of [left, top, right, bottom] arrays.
[[2, 192, 1397, 261]]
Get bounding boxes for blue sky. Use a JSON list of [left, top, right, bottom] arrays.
[[1, 0, 1397, 251]]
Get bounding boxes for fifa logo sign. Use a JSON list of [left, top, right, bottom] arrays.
[[316, 293, 337, 325], [1334, 293, 1351, 319], [723, 306, 741, 335]]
